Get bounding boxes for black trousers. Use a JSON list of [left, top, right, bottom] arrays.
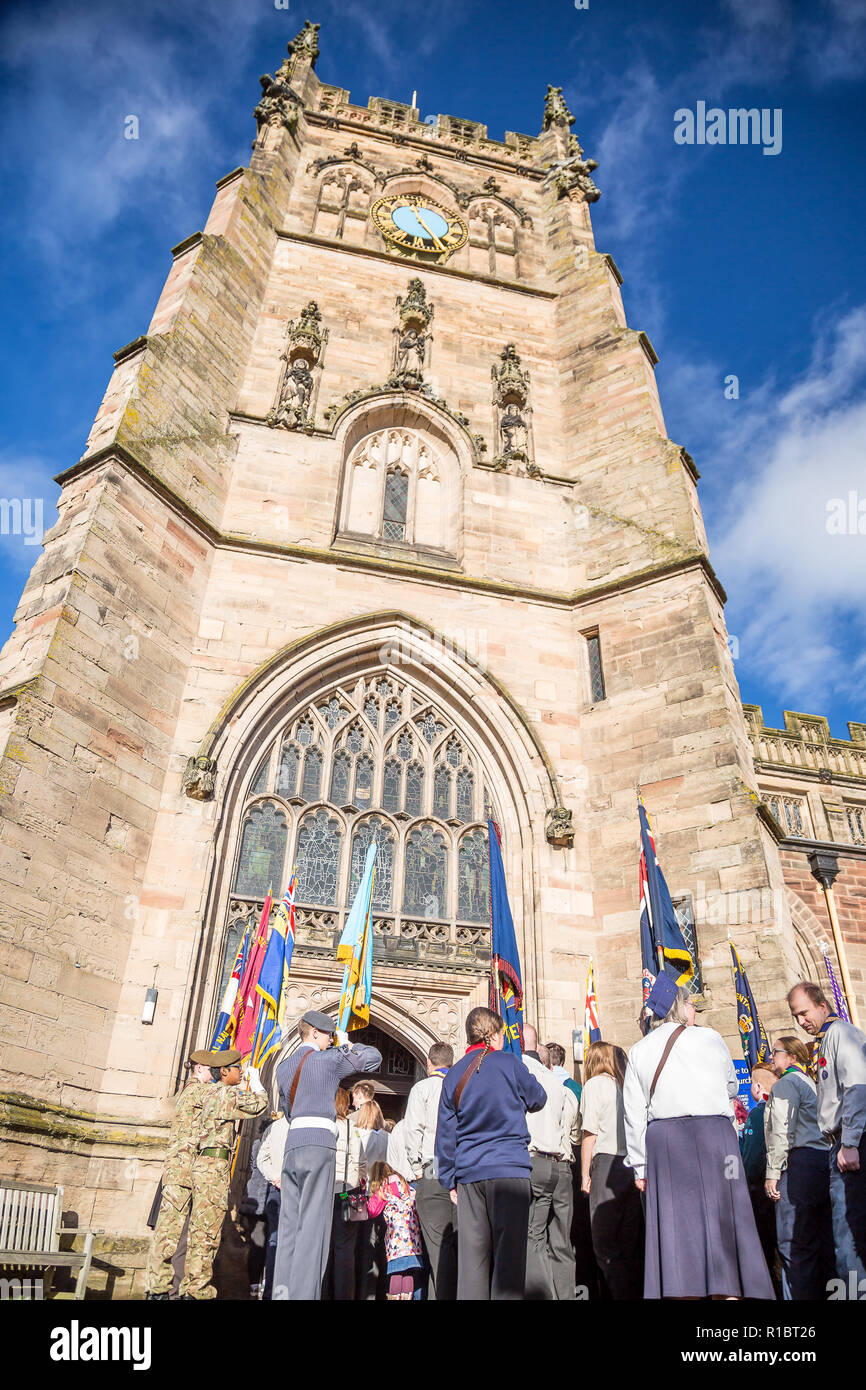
[[588, 1152, 644, 1300], [415, 1176, 458, 1300], [776, 1146, 835, 1300], [456, 1177, 530, 1301], [323, 1195, 364, 1301], [526, 1154, 558, 1299]]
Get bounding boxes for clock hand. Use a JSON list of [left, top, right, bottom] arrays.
[[413, 209, 445, 251]]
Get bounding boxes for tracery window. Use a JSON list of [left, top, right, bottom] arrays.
[[220, 674, 498, 994]]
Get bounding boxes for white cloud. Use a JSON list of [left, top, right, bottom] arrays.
[[677, 308, 866, 712]]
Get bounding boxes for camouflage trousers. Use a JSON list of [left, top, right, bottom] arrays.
[[145, 1157, 230, 1299]]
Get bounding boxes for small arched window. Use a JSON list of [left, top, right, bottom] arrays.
[[383, 469, 409, 541]]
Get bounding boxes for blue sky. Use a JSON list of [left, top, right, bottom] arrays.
[[1, 0, 864, 736]]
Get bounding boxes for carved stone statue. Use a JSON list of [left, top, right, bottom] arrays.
[[388, 278, 434, 387], [254, 75, 300, 139], [267, 301, 327, 431], [183, 755, 216, 801], [500, 402, 529, 461], [269, 361, 313, 429], [394, 326, 426, 378], [492, 342, 533, 468], [545, 804, 574, 848]]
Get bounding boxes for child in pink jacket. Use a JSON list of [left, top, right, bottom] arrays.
[[366, 1160, 424, 1300]]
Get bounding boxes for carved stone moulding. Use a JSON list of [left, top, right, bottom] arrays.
[[545, 804, 574, 847], [183, 755, 216, 800]]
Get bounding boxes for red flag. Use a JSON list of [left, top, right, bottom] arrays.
[[230, 891, 272, 1057]]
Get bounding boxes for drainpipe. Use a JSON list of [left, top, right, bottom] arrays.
[[808, 850, 861, 1030]]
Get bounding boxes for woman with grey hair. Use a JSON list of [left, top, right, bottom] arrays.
[[623, 974, 775, 1300]]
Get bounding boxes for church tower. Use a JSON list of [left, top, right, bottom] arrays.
[[0, 22, 802, 1289]]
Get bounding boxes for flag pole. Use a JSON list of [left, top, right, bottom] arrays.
[[488, 821, 501, 1016]]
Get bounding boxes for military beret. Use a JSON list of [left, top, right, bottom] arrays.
[[190, 1048, 242, 1067], [301, 1010, 337, 1034]]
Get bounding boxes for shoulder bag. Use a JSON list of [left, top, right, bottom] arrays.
[[339, 1118, 368, 1223], [647, 1023, 686, 1111]]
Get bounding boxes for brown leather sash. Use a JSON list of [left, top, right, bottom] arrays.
[[649, 1024, 686, 1102], [453, 1046, 490, 1110], [289, 1050, 312, 1112]]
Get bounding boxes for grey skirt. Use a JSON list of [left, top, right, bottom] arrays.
[[644, 1115, 776, 1300]]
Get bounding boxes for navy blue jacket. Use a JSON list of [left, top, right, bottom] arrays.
[[740, 1100, 767, 1184], [435, 1046, 547, 1189]]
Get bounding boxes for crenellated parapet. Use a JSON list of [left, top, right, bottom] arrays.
[[744, 705, 866, 782]]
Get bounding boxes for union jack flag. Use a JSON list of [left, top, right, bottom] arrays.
[[584, 960, 600, 1061]]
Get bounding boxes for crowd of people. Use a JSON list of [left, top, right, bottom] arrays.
[[145, 977, 866, 1300]]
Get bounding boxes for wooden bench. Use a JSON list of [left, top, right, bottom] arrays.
[[0, 1180, 95, 1299]]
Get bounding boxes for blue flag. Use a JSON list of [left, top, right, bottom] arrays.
[[487, 819, 523, 1054], [252, 873, 297, 1067], [638, 798, 694, 997], [730, 943, 771, 1069], [337, 841, 377, 1031]]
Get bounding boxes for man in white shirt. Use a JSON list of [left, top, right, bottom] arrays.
[[403, 1042, 456, 1299], [523, 1025, 578, 1299]]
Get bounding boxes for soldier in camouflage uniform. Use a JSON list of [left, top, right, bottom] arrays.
[[184, 1052, 268, 1300], [145, 1049, 217, 1299]]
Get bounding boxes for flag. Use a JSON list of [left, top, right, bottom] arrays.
[[820, 945, 850, 1022], [252, 873, 297, 1066], [584, 960, 600, 1061], [210, 926, 251, 1050], [487, 818, 523, 1054], [337, 841, 377, 1031], [638, 797, 694, 1000], [231, 890, 273, 1058], [730, 942, 771, 1069]]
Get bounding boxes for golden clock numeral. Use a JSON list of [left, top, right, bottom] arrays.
[[410, 236, 427, 249]]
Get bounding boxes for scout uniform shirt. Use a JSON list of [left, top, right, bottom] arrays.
[[814, 1017, 866, 1147]]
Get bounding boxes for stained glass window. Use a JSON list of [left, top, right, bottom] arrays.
[[445, 739, 461, 767], [234, 803, 288, 898], [396, 733, 412, 761], [458, 830, 490, 922], [346, 722, 364, 754], [301, 747, 322, 801], [350, 817, 394, 910], [434, 766, 451, 818], [296, 808, 343, 905], [250, 756, 269, 795], [384, 701, 401, 732], [405, 762, 424, 817], [382, 759, 402, 813], [329, 750, 350, 804], [364, 697, 379, 729], [319, 695, 348, 729], [377, 679, 392, 698], [456, 768, 474, 823], [276, 742, 299, 797], [354, 755, 374, 807], [383, 469, 409, 541], [403, 825, 448, 919], [297, 717, 314, 746], [421, 713, 445, 745]]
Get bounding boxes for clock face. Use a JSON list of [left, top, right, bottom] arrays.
[[371, 194, 468, 260]]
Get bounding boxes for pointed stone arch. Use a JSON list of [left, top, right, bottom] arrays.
[[181, 612, 562, 1063]]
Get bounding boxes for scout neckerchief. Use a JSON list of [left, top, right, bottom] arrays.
[[431, 1067, 447, 1078], [811, 1013, 839, 1081], [781, 1063, 808, 1078]]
